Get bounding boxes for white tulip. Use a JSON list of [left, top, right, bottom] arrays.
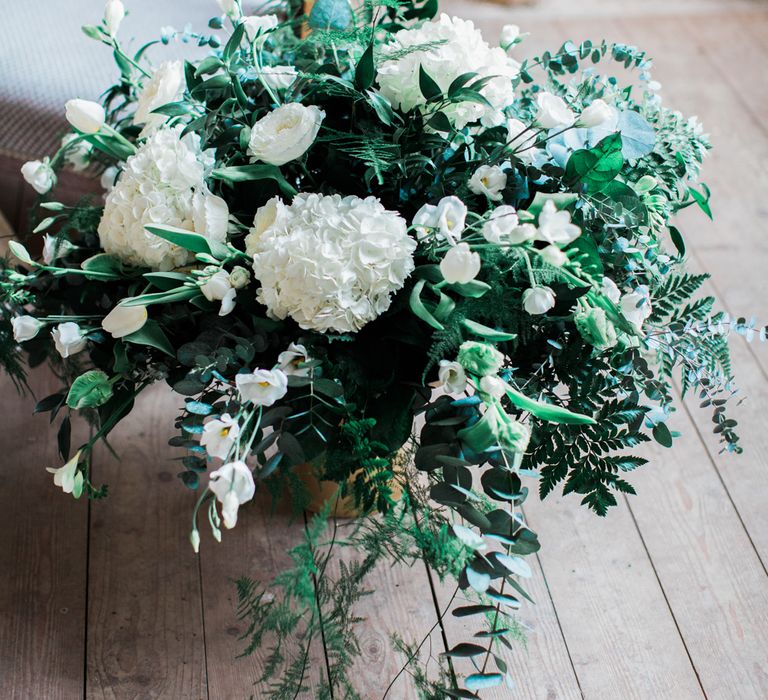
[[133, 61, 185, 132], [576, 98, 614, 128], [65, 99, 106, 134], [479, 375, 506, 399], [437, 360, 467, 394], [247, 103, 324, 166], [200, 414, 241, 460], [52, 322, 87, 358], [192, 190, 230, 243], [522, 286, 556, 315], [539, 245, 568, 268], [12, 315, 43, 342], [209, 460, 255, 529], [500, 24, 520, 49], [104, 0, 125, 37], [413, 196, 467, 245], [216, 0, 241, 18], [257, 65, 297, 91], [602, 276, 621, 304], [46, 450, 84, 498], [277, 342, 311, 377], [440, 242, 481, 285], [21, 159, 56, 194], [537, 200, 581, 245], [468, 165, 507, 202], [236, 368, 288, 406], [535, 92, 575, 129], [101, 304, 148, 338], [620, 287, 652, 331], [242, 14, 279, 44]]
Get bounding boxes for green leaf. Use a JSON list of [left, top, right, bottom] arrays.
[[566, 235, 603, 280], [452, 604, 498, 618], [653, 421, 673, 448], [309, 0, 352, 30], [447, 71, 478, 97], [365, 90, 397, 127], [81, 253, 126, 279], [223, 21, 245, 61], [67, 370, 113, 409], [145, 224, 230, 259], [211, 164, 297, 197], [150, 102, 194, 117], [616, 110, 655, 160], [688, 186, 712, 220], [409, 279, 444, 330], [462, 319, 516, 342], [669, 225, 686, 258], [418, 65, 442, 101], [589, 180, 648, 228], [124, 320, 175, 356], [442, 643, 486, 658], [450, 280, 491, 298], [355, 42, 375, 91], [465, 673, 504, 691], [526, 192, 578, 218], [195, 55, 224, 78], [504, 383, 595, 425], [143, 271, 190, 291], [565, 133, 624, 192], [120, 287, 199, 308]]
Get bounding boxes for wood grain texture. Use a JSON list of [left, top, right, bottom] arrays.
[[86, 384, 207, 699]]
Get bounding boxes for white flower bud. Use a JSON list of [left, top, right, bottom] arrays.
[[500, 24, 520, 49], [104, 0, 125, 37], [21, 159, 56, 194], [228, 266, 250, 290], [216, 0, 241, 18], [539, 245, 568, 268], [189, 529, 201, 553], [65, 99, 106, 134], [522, 286, 556, 315], [12, 316, 43, 342], [52, 322, 88, 358], [101, 304, 148, 338], [479, 375, 506, 399], [440, 242, 481, 285], [576, 99, 614, 128]]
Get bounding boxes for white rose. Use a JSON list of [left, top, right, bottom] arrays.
[[52, 322, 87, 358], [500, 24, 519, 49], [65, 99, 106, 134], [209, 460, 255, 529], [602, 277, 621, 304], [216, 0, 240, 18], [242, 14, 278, 44], [61, 134, 91, 172], [413, 196, 467, 245], [133, 61, 185, 133], [228, 266, 250, 289], [201, 413, 241, 460], [576, 99, 614, 128], [537, 199, 581, 245], [468, 165, 507, 202], [479, 375, 506, 399], [539, 245, 567, 267], [257, 65, 297, 91], [101, 304, 148, 338], [438, 360, 467, 394], [236, 368, 288, 406], [535, 92, 575, 129], [522, 286, 556, 315], [21, 159, 56, 194], [620, 287, 652, 331], [440, 242, 481, 284], [277, 342, 311, 377], [104, 0, 125, 37], [247, 103, 324, 166], [12, 316, 43, 342]]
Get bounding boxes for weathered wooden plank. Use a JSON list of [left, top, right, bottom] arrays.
[[86, 384, 208, 699], [0, 368, 89, 700]]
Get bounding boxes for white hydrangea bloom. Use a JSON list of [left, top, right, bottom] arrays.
[[249, 193, 416, 333], [378, 14, 519, 130], [98, 125, 228, 270]]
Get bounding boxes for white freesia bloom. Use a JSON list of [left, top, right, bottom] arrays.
[[257, 65, 297, 91], [217, 0, 240, 18], [500, 24, 520, 49], [536, 200, 581, 245], [468, 165, 507, 201], [201, 414, 241, 460], [104, 0, 125, 37], [236, 368, 289, 406], [620, 286, 652, 331], [437, 360, 467, 394], [102, 304, 148, 338], [61, 134, 91, 172], [248, 103, 324, 166], [98, 125, 228, 270], [440, 242, 481, 284], [133, 60, 185, 133], [250, 193, 415, 333], [278, 342, 311, 377], [52, 322, 87, 357], [200, 269, 237, 316], [65, 99, 106, 134], [602, 276, 621, 304], [209, 460, 255, 529], [21, 159, 56, 194], [539, 245, 568, 267], [412, 196, 467, 245], [576, 98, 614, 128], [242, 14, 278, 43], [479, 374, 506, 399], [12, 315, 43, 342], [378, 14, 519, 130], [535, 92, 575, 129], [46, 451, 84, 498], [522, 286, 556, 315]]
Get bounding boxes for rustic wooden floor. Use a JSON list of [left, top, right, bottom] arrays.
[[2, 2, 768, 699]]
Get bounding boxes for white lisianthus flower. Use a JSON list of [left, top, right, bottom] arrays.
[[535, 92, 575, 129], [104, 0, 125, 37], [101, 304, 148, 338], [250, 193, 416, 333], [277, 342, 311, 377], [602, 276, 621, 304], [133, 60, 185, 133], [500, 24, 520, 49], [200, 268, 237, 316], [522, 286, 556, 315], [21, 159, 56, 194], [228, 266, 250, 289], [468, 165, 507, 201], [12, 315, 43, 342], [98, 125, 228, 270], [61, 134, 92, 172], [412, 196, 467, 245], [200, 413, 241, 460], [479, 375, 506, 399], [257, 65, 297, 91], [46, 451, 84, 498], [437, 360, 467, 394], [236, 368, 289, 406], [440, 242, 481, 284], [506, 117, 540, 164], [65, 99, 106, 134], [482, 206, 538, 246], [209, 460, 255, 529], [217, 0, 240, 18], [536, 200, 581, 245], [576, 99, 614, 128], [539, 245, 568, 267], [242, 14, 279, 44], [247, 103, 324, 166], [378, 14, 519, 130], [52, 322, 87, 357], [620, 286, 652, 331]]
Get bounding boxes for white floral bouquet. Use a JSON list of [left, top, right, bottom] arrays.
[[3, 0, 757, 695]]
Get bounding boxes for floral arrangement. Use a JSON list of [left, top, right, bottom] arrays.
[[3, 0, 759, 695]]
